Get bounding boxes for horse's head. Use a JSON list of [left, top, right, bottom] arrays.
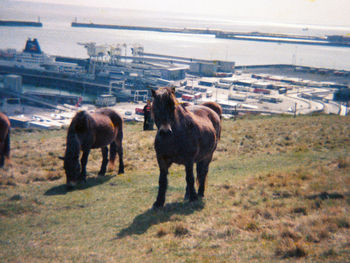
[[151, 87, 177, 136], [63, 154, 81, 188], [60, 133, 81, 188]]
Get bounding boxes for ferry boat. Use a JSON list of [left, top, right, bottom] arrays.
[[0, 38, 54, 70], [0, 38, 83, 73]]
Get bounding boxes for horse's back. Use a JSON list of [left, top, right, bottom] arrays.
[[96, 108, 123, 133], [201, 101, 222, 120], [69, 109, 121, 149], [186, 105, 221, 140]]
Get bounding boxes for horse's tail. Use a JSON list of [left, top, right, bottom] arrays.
[[114, 112, 124, 143], [202, 101, 222, 120]]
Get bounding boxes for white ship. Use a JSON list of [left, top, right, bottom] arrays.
[[0, 38, 54, 70], [0, 38, 83, 73]]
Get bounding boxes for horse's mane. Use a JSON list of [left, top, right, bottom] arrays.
[[70, 111, 92, 134]]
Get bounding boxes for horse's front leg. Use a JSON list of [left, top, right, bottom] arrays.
[[80, 150, 90, 182], [98, 146, 109, 176], [153, 157, 171, 209], [185, 161, 198, 202]]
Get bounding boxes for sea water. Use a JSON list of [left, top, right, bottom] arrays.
[[1, 1, 350, 70]]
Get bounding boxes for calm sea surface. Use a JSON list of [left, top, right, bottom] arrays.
[[1, 1, 350, 70]]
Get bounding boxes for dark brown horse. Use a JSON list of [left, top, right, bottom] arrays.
[[0, 112, 10, 168], [62, 108, 124, 187], [151, 87, 222, 208]]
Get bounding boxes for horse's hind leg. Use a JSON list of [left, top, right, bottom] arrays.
[[80, 150, 90, 181], [117, 140, 124, 174], [185, 162, 198, 202], [108, 141, 124, 174], [196, 158, 211, 198], [108, 142, 117, 172], [98, 146, 108, 176]]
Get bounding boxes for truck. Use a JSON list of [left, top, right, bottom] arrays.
[[135, 108, 144, 115], [254, 88, 271, 95], [182, 94, 195, 101]]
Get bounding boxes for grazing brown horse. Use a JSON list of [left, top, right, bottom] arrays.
[[62, 108, 124, 187], [151, 87, 222, 208], [0, 112, 10, 168]]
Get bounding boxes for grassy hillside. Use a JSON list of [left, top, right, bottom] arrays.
[[0, 114, 349, 262]]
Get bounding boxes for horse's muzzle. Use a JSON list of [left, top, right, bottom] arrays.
[[159, 123, 173, 136]]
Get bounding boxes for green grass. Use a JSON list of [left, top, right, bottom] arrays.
[[0, 114, 350, 262]]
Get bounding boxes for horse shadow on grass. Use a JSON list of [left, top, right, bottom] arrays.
[[44, 175, 115, 196], [115, 200, 204, 239]]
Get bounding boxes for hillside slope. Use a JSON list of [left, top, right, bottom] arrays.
[[0, 115, 349, 262]]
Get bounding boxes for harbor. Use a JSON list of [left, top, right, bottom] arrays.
[[0, 38, 349, 129]]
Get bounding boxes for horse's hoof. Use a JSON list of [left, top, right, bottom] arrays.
[[118, 169, 124, 174], [98, 172, 106, 177], [107, 163, 115, 172], [152, 202, 164, 210], [66, 184, 75, 191], [189, 194, 198, 202]]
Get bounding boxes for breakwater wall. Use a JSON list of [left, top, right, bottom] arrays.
[[0, 20, 42, 27], [215, 32, 350, 47], [71, 22, 215, 35], [71, 22, 350, 48]]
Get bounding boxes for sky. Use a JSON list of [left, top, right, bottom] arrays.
[[5, 0, 350, 26]]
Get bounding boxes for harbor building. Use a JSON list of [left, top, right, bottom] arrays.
[[161, 67, 187, 80], [4, 74, 22, 93], [189, 61, 235, 76], [190, 62, 217, 76]]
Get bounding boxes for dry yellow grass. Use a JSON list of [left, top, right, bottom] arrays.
[[0, 114, 349, 262]]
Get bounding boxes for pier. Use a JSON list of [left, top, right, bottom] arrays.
[[0, 89, 65, 110]]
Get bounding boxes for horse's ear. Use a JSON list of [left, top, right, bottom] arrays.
[[151, 89, 156, 97], [171, 87, 176, 94]]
